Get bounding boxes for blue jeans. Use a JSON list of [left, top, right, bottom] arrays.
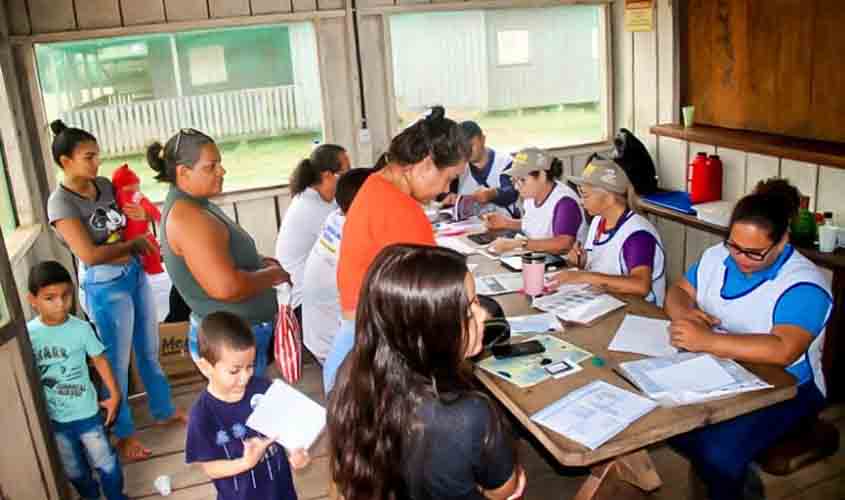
[[670, 382, 826, 500], [53, 414, 127, 500], [323, 318, 355, 393], [82, 258, 175, 439], [188, 314, 274, 377]]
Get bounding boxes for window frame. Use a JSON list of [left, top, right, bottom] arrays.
[[0, 135, 19, 234], [381, 2, 614, 153]]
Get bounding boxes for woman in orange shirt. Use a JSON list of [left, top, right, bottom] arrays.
[[323, 107, 470, 391]]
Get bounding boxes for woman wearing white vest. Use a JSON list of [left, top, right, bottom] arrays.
[[551, 159, 666, 305], [664, 179, 831, 500], [441, 121, 519, 216], [484, 147, 587, 255]]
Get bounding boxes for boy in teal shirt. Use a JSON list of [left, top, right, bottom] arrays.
[[27, 261, 127, 500]]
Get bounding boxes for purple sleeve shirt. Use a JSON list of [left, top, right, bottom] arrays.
[[621, 230, 657, 272], [551, 197, 583, 237]]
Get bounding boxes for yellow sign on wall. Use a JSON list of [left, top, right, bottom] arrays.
[[625, 0, 655, 32]]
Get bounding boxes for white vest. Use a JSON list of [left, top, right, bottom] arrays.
[[522, 181, 588, 243], [584, 211, 666, 305], [301, 209, 346, 361], [457, 149, 514, 215], [694, 244, 831, 395]]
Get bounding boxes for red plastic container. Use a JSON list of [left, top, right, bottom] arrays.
[[687, 152, 722, 204]]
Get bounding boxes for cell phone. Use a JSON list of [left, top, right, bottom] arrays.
[[468, 230, 520, 246], [491, 340, 545, 359]]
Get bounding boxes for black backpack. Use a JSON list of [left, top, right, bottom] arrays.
[[583, 128, 658, 195]]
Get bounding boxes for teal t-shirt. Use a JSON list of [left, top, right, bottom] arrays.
[[27, 316, 105, 423]]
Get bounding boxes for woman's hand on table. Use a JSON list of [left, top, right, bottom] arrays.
[[688, 308, 721, 328], [669, 318, 717, 352], [546, 269, 591, 289], [565, 242, 585, 269], [489, 238, 522, 254]]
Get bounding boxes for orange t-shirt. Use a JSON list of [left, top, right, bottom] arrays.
[[337, 174, 435, 313]]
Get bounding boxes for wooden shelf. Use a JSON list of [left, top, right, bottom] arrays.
[[638, 199, 845, 271], [650, 124, 845, 170]]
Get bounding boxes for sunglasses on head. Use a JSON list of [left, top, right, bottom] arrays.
[[173, 128, 203, 158]]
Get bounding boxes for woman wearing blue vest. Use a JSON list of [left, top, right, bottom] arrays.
[[664, 179, 832, 500]]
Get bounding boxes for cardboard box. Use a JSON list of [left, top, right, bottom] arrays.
[[129, 321, 202, 395]]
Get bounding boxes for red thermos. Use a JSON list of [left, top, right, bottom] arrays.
[[687, 152, 723, 203]]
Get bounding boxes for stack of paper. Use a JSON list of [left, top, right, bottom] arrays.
[[476, 334, 592, 388], [475, 273, 524, 296], [246, 380, 326, 450], [436, 236, 477, 256], [608, 315, 678, 358], [531, 380, 658, 450], [616, 353, 772, 407], [532, 286, 626, 324]]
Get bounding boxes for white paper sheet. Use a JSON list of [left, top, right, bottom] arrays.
[[475, 273, 524, 296], [608, 315, 678, 358], [645, 355, 735, 393], [507, 313, 562, 335], [532, 287, 626, 324], [531, 380, 657, 450], [246, 379, 326, 451], [435, 236, 477, 255]]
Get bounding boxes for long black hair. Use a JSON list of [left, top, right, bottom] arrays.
[[49, 120, 97, 168], [387, 106, 470, 169], [729, 178, 801, 243], [289, 144, 346, 196], [327, 244, 507, 500]]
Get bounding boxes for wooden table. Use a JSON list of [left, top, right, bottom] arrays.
[[466, 250, 797, 499], [637, 199, 845, 402]]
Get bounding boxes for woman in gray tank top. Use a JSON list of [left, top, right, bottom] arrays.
[[46, 120, 183, 463], [147, 129, 289, 377]]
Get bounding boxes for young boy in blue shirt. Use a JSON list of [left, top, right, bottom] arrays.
[[186, 311, 310, 500], [26, 261, 126, 500]]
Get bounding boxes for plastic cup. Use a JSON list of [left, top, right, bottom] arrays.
[[521, 253, 545, 296], [682, 106, 695, 128], [154, 475, 172, 496], [819, 225, 838, 253]]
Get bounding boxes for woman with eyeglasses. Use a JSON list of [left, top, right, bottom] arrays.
[[549, 159, 666, 305], [483, 147, 587, 255], [47, 120, 183, 463], [274, 144, 350, 326], [328, 244, 526, 500], [663, 178, 832, 500], [149, 129, 289, 378], [322, 106, 470, 392]]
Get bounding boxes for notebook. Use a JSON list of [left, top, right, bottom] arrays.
[[246, 379, 326, 450], [643, 191, 697, 216], [532, 285, 626, 325]]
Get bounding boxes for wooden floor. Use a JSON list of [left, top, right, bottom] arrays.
[[120, 359, 845, 500]]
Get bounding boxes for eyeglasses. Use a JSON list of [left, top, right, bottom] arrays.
[[723, 240, 776, 262], [173, 128, 202, 158]]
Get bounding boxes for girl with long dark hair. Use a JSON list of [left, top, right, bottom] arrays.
[[328, 244, 526, 500]]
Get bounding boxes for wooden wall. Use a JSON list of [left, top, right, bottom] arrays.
[[683, 0, 845, 144]]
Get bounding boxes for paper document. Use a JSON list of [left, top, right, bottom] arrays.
[[246, 379, 326, 450], [608, 315, 677, 358], [617, 353, 772, 407], [507, 313, 562, 336], [532, 287, 626, 324], [476, 334, 593, 388], [531, 380, 658, 450], [475, 273, 524, 296], [436, 236, 477, 255], [646, 355, 735, 393]]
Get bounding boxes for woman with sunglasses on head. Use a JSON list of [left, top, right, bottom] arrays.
[[549, 159, 666, 305], [149, 129, 289, 378], [322, 106, 470, 392], [663, 178, 832, 500], [484, 147, 587, 255], [47, 120, 184, 463], [328, 244, 526, 500], [274, 144, 350, 326]]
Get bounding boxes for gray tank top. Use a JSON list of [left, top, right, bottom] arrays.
[[161, 186, 277, 323]]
